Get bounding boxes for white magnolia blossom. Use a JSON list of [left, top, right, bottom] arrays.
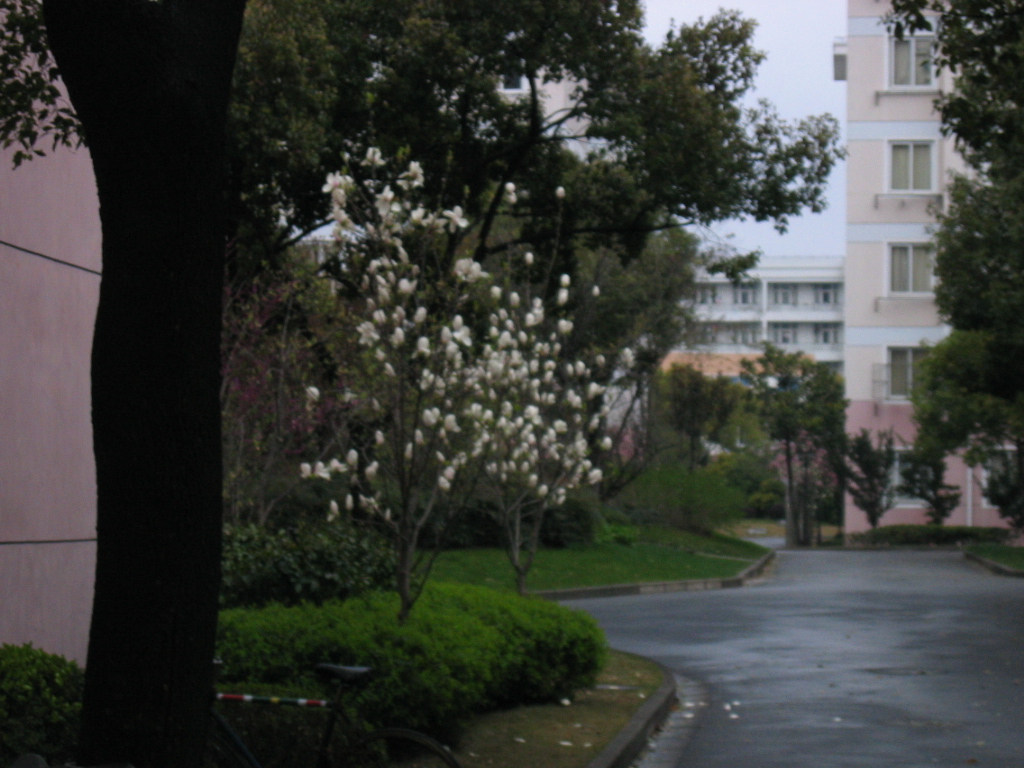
[[304, 155, 629, 592]]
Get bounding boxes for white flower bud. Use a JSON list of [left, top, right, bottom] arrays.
[[300, 462, 312, 479], [592, 285, 601, 297], [346, 450, 359, 467], [560, 274, 570, 287], [524, 252, 534, 266], [557, 288, 568, 306], [365, 461, 379, 481], [555, 186, 565, 199], [375, 430, 385, 445]]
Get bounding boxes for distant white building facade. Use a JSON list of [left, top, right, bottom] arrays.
[[692, 256, 845, 373]]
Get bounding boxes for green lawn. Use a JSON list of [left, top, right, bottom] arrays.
[[432, 534, 768, 592], [634, 526, 769, 559], [967, 543, 1024, 571]]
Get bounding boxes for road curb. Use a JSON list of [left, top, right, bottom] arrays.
[[963, 549, 1024, 577], [533, 549, 776, 602], [585, 659, 677, 768]]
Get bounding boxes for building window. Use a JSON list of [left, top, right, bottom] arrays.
[[814, 283, 842, 306], [770, 283, 798, 306], [769, 323, 798, 345], [892, 449, 924, 504], [814, 323, 841, 345], [696, 285, 718, 305], [730, 323, 760, 346], [890, 244, 934, 293], [733, 283, 758, 306], [891, 36, 934, 87], [890, 141, 933, 191], [889, 347, 928, 398]]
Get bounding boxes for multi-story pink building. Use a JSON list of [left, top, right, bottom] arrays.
[[0, 143, 100, 662], [839, 0, 1006, 533]]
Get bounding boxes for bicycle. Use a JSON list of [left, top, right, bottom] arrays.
[[206, 662, 463, 768]]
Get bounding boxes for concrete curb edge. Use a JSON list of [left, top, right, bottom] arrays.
[[963, 549, 1024, 577], [585, 659, 677, 768], [534, 549, 776, 602]]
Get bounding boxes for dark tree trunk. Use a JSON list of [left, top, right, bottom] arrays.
[[41, 3, 246, 767]]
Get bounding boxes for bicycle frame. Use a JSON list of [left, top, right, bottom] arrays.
[[211, 685, 349, 768]]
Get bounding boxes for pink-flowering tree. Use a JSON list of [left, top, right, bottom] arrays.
[[221, 269, 353, 525]]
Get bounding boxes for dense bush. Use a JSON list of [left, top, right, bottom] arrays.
[[850, 524, 1011, 547], [620, 465, 745, 534], [0, 644, 83, 765], [215, 583, 606, 744], [540, 494, 598, 547], [220, 521, 395, 608]]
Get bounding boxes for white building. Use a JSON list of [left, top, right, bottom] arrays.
[[691, 256, 845, 373]]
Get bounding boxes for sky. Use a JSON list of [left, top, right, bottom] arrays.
[[640, 0, 848, 257]]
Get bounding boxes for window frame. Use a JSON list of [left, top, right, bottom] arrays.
[[813, 283, 842, 307], [887, 346, 928, 399], [769, 322, 798, 345], [813, 323, 841, 346], [890, 35, 935, 88], [889, 140, 935, 193], [889, 242, 935, 295], [732, 282, 759, 307], [769, 283, 799, 307]]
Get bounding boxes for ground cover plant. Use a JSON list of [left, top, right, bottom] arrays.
[[965, 543, 1024, 572]]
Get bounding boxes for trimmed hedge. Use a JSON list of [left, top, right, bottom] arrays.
[[215, 583, 606, 743], [0, 644, 83, 765], [220, 521, 395, 608], [850, 524, 1011, 547]]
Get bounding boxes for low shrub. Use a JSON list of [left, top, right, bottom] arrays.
[[215, 583, 606, 744], [220, 521, 395, 608], [0, 644, 83, 766], [850, 524, 1011, 547]]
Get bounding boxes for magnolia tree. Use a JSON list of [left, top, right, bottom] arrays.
[[301, 151, 625, 616], [463, 256, 623, 595]]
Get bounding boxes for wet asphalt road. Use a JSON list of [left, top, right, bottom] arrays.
[[567, 550, 1024, 768]]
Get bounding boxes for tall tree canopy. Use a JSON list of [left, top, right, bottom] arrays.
[[224, 1, 843, 273]]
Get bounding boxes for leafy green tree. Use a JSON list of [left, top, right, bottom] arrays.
[[845, 429, 897, 530], [741, 345, 847, 546], [897, 446, 961, 525], [911, 330, 1024, 530], [0, 0, 80, 164], [662, 364, 745, 471], [223, 2, 843, 277]]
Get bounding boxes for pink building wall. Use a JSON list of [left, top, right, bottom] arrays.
[[1, 144, 100, 662], [844, 401, 1008, 534]]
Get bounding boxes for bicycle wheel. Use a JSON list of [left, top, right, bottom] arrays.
[[346, 727, 462, 768], [203, 728, 254, 768]]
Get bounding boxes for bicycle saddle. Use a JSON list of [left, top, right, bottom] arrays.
[[314, 663, 374, 683]]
